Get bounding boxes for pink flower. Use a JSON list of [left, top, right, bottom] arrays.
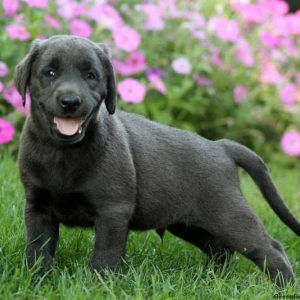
[[234, 85, 249, 104], [216, 19, 240, 43], [159, 0, 179, 19], [184, 12, 205, 30], [44, 16, 62, 30], [272, 14, 300, 36], [3, 85, 30, 115], [5, 24, 30, 41], [36, 35, 47, 40], [193, 31, 207, 41], [235, 40, 254, 67], [207, 16, 220, 31], [259, 30, 280, 48], [0, 118, 16, 144], [88, 4, 123, 30], [295, 73, 300, 84], [233, 4, 265, 24], [70, 19, 92, 38], [234, 1, 288, 24], [171, 58, 191, 74], [113, 51, 146, 76], [211, 49, 223, 67], [209, 17, 240, 43], [23, 0, 48, 8], [137, 4, 164, 31], [0, 61, 9, 77], [279, 37, 297, 57], [3, 0, 20, 16], [264, 0, 289, 17], [280, 130, 300, 157], [147, 73, 166, 94], [146, 68, 164, 78], [57, 0, 86, 19], [144, 14, 164, 31], [195, 76, 212, 86], [0, 82, 4, 93], [271, 49, 287, 63], [285, 13, 300, 35], [117, 78, 146, 103], [113, 26, 141, 52], [279, 84, 298, 107], [259, 62, 282, 85]]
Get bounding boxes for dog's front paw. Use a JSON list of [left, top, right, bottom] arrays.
[[90, 252, 122, 274], [26, 251, 54, 276]]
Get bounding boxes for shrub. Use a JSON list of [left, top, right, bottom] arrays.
[[0, 0, 300, 165]]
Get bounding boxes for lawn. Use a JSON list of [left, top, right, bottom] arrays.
[[0, 152, 299, 299]]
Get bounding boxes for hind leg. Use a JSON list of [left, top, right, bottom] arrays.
[[167, 223, 233, 266], [197, 196, 295, 288]]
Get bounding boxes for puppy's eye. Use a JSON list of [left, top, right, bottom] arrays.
[[87, 71, 96, 80], [45, 69, 55, 77]]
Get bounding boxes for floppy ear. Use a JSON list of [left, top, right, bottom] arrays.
[[14, 40, 41, 107], [96, 44, 116, 115]]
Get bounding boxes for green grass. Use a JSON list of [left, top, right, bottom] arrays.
[[0, 153, 300, 299]]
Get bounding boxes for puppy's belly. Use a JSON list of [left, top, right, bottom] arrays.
[[53, 192, 95, 227], [129, 206, 187, 230]]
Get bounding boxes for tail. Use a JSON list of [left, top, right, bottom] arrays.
[[219, 139, 300, 236]]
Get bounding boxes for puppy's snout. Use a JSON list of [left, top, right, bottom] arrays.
[[59, 95, 82, 111]]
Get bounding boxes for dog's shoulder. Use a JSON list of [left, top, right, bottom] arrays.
[[115, 110, 200, 140], [112, 110, 217, 154]]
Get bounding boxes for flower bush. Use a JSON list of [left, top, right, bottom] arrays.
[[1, 0, 300, 163]]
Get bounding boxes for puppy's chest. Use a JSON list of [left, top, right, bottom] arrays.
[[29, 154, 93, 191], [27, 153, 100, 227], [52, 192, 96, 227]]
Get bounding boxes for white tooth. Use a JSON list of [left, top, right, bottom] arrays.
[[78, 127, 82, 134]]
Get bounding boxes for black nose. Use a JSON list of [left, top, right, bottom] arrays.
[[59, 95, 82, 110]]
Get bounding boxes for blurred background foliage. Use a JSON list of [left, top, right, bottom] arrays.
[[1, 0, 300, 167]]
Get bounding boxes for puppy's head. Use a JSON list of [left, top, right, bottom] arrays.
[[14, 35, 116, 144]]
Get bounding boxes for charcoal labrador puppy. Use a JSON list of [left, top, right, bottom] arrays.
[[15, 35, 300, 287]]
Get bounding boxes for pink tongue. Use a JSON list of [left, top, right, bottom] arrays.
[[54, 117, 82, 136]]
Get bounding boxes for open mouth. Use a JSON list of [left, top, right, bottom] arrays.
[[49, 103, 100, 143], [53, 117, 85, 137], [51, 116, 89, 144]]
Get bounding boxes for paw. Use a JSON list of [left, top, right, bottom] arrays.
[[26, 249, 53, 271], [90, 254, 121, 274]]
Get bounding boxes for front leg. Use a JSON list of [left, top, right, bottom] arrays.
[[25, 189, 59, 269], [90, 211, 129, 272]]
